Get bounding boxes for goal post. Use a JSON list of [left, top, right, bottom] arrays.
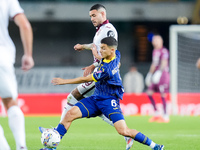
[[170, 25, 200, 115]]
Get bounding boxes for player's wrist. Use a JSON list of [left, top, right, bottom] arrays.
[[93, 62, 99, 67], [83, 44, 92, 50]]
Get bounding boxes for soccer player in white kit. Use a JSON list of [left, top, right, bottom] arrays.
[[0, 0, 34, 150], [61, 4, 134, 150]]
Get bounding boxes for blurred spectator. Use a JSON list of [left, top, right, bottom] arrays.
[[123, 64, 144, 94], [196, 58, 200, 69]]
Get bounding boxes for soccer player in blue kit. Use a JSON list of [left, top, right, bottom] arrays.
[[40, 4, 134, 150], [44, 37, 164, 150]]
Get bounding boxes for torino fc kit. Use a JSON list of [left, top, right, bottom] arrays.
[[77, 20, 118, 97], [75, 50, 125, 123], [0, 0, 24, 99], [148, 47, 170, 93]]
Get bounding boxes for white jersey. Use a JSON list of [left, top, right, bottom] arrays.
[[93, 20, 118, 63], [0, 0, 24, 66]]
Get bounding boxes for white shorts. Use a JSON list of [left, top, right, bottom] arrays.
[[77, 81, 95, 98], [0, 65, 18, 100]]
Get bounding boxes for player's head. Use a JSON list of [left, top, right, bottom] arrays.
[[100, 37, 118, 59], [89, 4, 107, 27], [152, 34, 163, 49]]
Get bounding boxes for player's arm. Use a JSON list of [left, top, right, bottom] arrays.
[[159, 59, 167, 71], [145, 63, 155, 86], [52, 74, 93, 85], [74, 43, 93, 51], [91, 44, 102, 60], [151, 60, 166, 84], [14, 13, 34, 71], [82, 64, 96, 77]]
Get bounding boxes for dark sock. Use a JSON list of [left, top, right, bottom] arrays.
[[148, 95, 157, 111]]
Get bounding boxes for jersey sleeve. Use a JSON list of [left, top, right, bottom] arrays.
[[161, 48, 169, 60], [92, 67, 109, 82], [104, 24, 118, 39], [8, 0, 24, 18]]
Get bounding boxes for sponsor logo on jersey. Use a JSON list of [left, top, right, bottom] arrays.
[[107, 30, 115, 37]]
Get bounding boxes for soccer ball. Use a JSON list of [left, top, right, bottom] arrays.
[[41, 129, 61, 148]]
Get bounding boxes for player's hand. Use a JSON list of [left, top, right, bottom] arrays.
[[152, 70, 162, 84], [145, 72, 152, 87], [51, 78, 66, 85], [82, 65, 95, 77], [91, 44, 102, 60], [21, 55, 34, 71], [74, 44, 84, 51]]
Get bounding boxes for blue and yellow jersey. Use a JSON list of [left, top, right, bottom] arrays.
[[92, 50, 124, 100]]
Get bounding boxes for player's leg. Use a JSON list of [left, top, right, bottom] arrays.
[[39, 105, 83, 150], [147, 89, 160, 122], [60, 81, 95, 122], [60, 88, 81, 121], [157, 72, 170, 123], [56, 96, 98, 140], [157, 90, 169, 123], [113, 119, 164, 150], [98, 98, 134, 150], [0, 66, 27, 150], [0, 124, 10, 150]]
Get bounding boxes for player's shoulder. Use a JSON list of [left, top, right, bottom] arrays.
[[104, 23, 116, 30], [161, 47, 169, 53], [115, 50, 121, 58]]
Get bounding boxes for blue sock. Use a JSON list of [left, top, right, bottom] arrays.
[[134, 132, 152, 146], [55, 124, 67, 139]]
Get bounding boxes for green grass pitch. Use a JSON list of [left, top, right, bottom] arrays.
[[1, 116, 200, 150]]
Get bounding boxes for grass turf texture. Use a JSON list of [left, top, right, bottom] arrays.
[[1, 116, 200, 150]]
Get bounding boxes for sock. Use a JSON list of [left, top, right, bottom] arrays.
[[98, 114, 114, 126], [148, 95, 157, 111], [150, 141, 156, 149], [0, 125, 10, 150], [134, 132, 152, 146], [60, 93, 78, 122], [56, 124, 67, 139], [7, 106, 27, 150], [161, 97, 167, 114]]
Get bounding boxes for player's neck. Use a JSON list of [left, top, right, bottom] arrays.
[[103, 54, 116, 62], [96, 20, 109, 31]]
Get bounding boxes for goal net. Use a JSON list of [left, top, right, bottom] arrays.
[[170, 25, 200, 114]]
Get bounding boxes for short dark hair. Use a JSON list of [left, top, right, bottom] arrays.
[[90, 4, 106, 11], [101, 37, 118, 47]]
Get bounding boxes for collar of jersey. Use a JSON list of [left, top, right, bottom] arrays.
[[103, 55, 116, 63], [96, 20, 109, 31]]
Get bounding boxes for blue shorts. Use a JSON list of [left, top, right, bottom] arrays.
[[75, 95, 124, 124]]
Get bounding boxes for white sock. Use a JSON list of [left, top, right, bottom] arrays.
[[150, 141, 156, 148], [7, 106, 27, 150], [154, 111, 160, 117], [60, 93, 78, 122], [0, 125, 10, 150], [98, 114, 114, 126]]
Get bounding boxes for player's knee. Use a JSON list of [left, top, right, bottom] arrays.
[[117, 128, 127, 136], [64, 110, 75, 122], [65, 106, 80, 121], [2, 98, 17, 110]]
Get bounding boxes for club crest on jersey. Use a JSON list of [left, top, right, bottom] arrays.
[[107, 30, 115, 37]]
